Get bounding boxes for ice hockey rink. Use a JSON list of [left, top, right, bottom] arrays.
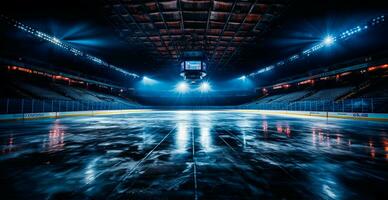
[[0, 110, 387, 199]]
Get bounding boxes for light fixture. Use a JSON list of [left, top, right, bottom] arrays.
[[2, 15, 139, 78], [323, 36, 334, 46], [142, 76, 157, 85], [53, 37, 60, 43], [239, 75, 247, 80], [199, 82, 211, 92], [176, 82, 189, 93]]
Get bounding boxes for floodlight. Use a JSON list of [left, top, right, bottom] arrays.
[[142, 76, 157, 85], [199, 82, 211, 92], [53, 37, 60, 43], [176, 82, 189, 93], [323, 36, 334, 46]]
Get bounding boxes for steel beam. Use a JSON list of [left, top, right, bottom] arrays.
[[209, 0, 239, 63]]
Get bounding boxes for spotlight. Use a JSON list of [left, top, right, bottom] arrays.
[[323, 36, 334, 46], [176, 82, 189, 93], [53, 37, 60, 43], [239, 75, 246, 80], [199, 82, 211, 92], [6, 15, 139, 78], [142, 76, 157, 85]]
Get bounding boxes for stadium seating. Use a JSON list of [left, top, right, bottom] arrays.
[[245, 87, 356, 106], [246, 91, 311, 105], [0, 84, 32, 99], [54, 84, 106, 102], [16, 81, 72, 101], [254, 94, 284, 104], [0, 76, 139, 107], [354, 79, 388, 98], [271, 91, 310, 102], [301, 87, 353, 101]]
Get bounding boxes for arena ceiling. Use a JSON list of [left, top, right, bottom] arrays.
[[103, 0, 287, 67], [1, 0, 386, 83]]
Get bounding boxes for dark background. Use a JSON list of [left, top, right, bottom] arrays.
[[0, 0, 387, 86]]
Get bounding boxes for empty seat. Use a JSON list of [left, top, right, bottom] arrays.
[[17, 82, 71, 100], [302, 87, 353, 101], [271, 91, 310, 102]]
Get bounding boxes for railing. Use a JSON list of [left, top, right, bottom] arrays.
[[0, 98, 386, 114], [0, 99, 142, 114], [240, 98, 387, 113]]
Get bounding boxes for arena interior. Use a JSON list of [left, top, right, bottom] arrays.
[[0, 0, 387, 199]]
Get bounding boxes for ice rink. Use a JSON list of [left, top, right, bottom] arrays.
[[0, 110, 387, 199]]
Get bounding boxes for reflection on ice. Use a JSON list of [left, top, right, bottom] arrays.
[[199, 115, 213, 152], [1, 134, 14, 154], [276, 122, 291, 137], [369, 140, 375, 159], [176, 113, 189, 153], [85, 158, 99, 184], [46, 121, 65, 151], [0, 110, 386, 199], [383, 138, 388, 160]]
